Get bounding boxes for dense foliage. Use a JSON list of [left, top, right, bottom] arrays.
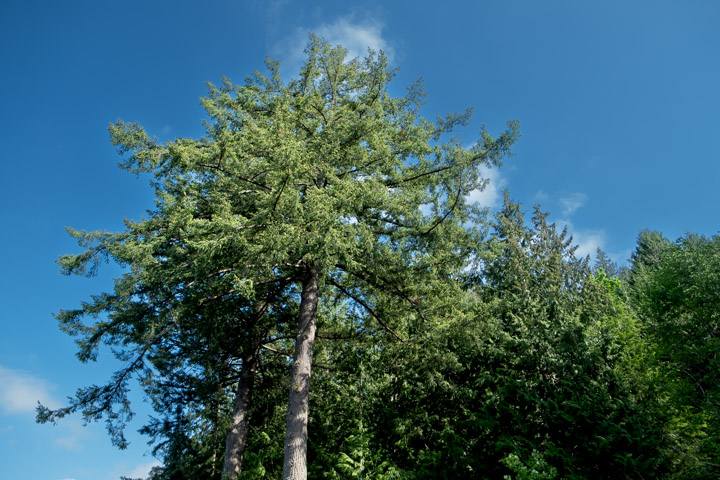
[[628, 231, 720, 479], [310, 199, 671, 479], [41, 38, 719, 480]]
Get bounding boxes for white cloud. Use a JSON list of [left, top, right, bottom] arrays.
[[124, 460, 163, 479], [563, 225, 629, 265], [314, 17, 393, 61], [273, 15, 393, 78], [559, 192, 588, 216], [546, 192, 625, 263], [259, 0, 292, 13], [0, 366, 59, 415], [52, 413, 106, 453], [557, 219, 606, 259], [465, 165, 506, 209], [572, 229, 606, 259], [0, 366, 95, 453], [54, 434, 84, 451], [533, 190, 549, 202]]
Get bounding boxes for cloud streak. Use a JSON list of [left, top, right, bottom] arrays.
[[0, 366, 93, 453], [272, 14, 393, 78], [54, 434, 84, 452], [0, 366, 59, 415], [120, 460, 163, 479], [537, 192, 613, 260], [314, 17, 393, 60], [465, 165, 506, 209], [560, 220, 607, 259], [559, 192, 588, 216]]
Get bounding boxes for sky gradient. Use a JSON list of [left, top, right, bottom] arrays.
[[1, 1, 719, 479]]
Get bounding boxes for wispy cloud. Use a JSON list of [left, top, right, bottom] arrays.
[[533, 190, 549, 203], [465, 165, 506, 209], [52, 413, 104, 453], [0, 366, 96, 453], [314, 17, 393, 60], [272, 14, 393, 78], [122, 460, 163, 479], [54, 434, 84, 452], [0, 366, 59, 415], [559, 192, 588, 216], [547, 192, 624, 262], [258, 0, 292, 13], [556, 219, 606, 259]]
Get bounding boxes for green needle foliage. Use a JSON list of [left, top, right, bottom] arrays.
[[38, 35, 719, 480], [40, 36, 518, 479], [629, 231, 720, 479], [353, 198, 670, 479]]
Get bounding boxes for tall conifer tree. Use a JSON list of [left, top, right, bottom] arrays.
[[39, 37, 518, 479]]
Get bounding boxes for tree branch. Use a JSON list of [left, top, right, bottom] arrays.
[[199, 163, 272, 192], [328, 278, 406, 342], [421, 186, 463, 236]]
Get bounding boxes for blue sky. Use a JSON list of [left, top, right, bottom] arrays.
[[1, 1, 719, 478]]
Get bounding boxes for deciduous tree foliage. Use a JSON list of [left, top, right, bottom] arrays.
[[629, 231, 720, 479], [40, 36, 518, 479]]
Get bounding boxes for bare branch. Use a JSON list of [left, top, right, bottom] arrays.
[[199, 163, 273, 192], [421, 187, 463, 236], [261, 344, 293, 358], [335, 264, 428, 323], [328, 278, 405, 342]]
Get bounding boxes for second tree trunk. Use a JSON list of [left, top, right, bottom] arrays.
[[283, 265, 319, 480]]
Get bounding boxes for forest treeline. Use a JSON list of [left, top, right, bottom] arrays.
[[39, 38, 719, 480]]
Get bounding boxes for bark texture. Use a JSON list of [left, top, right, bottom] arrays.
[[283, 265, 319, 480], [221, 351, 259, 479]]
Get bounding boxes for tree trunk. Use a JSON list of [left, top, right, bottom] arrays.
[[283, 265, 319, 480], [222, 350, 259, 479]]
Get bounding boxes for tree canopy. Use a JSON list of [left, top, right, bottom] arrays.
[[39, 36, 720, 480], [40, 36, 518, 479], [629, 231, 720, 479]]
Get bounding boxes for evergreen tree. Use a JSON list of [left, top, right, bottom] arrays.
[[629, 232, 720, 479], [362, 197, 668, 478], [39, 36, 518, 479]]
